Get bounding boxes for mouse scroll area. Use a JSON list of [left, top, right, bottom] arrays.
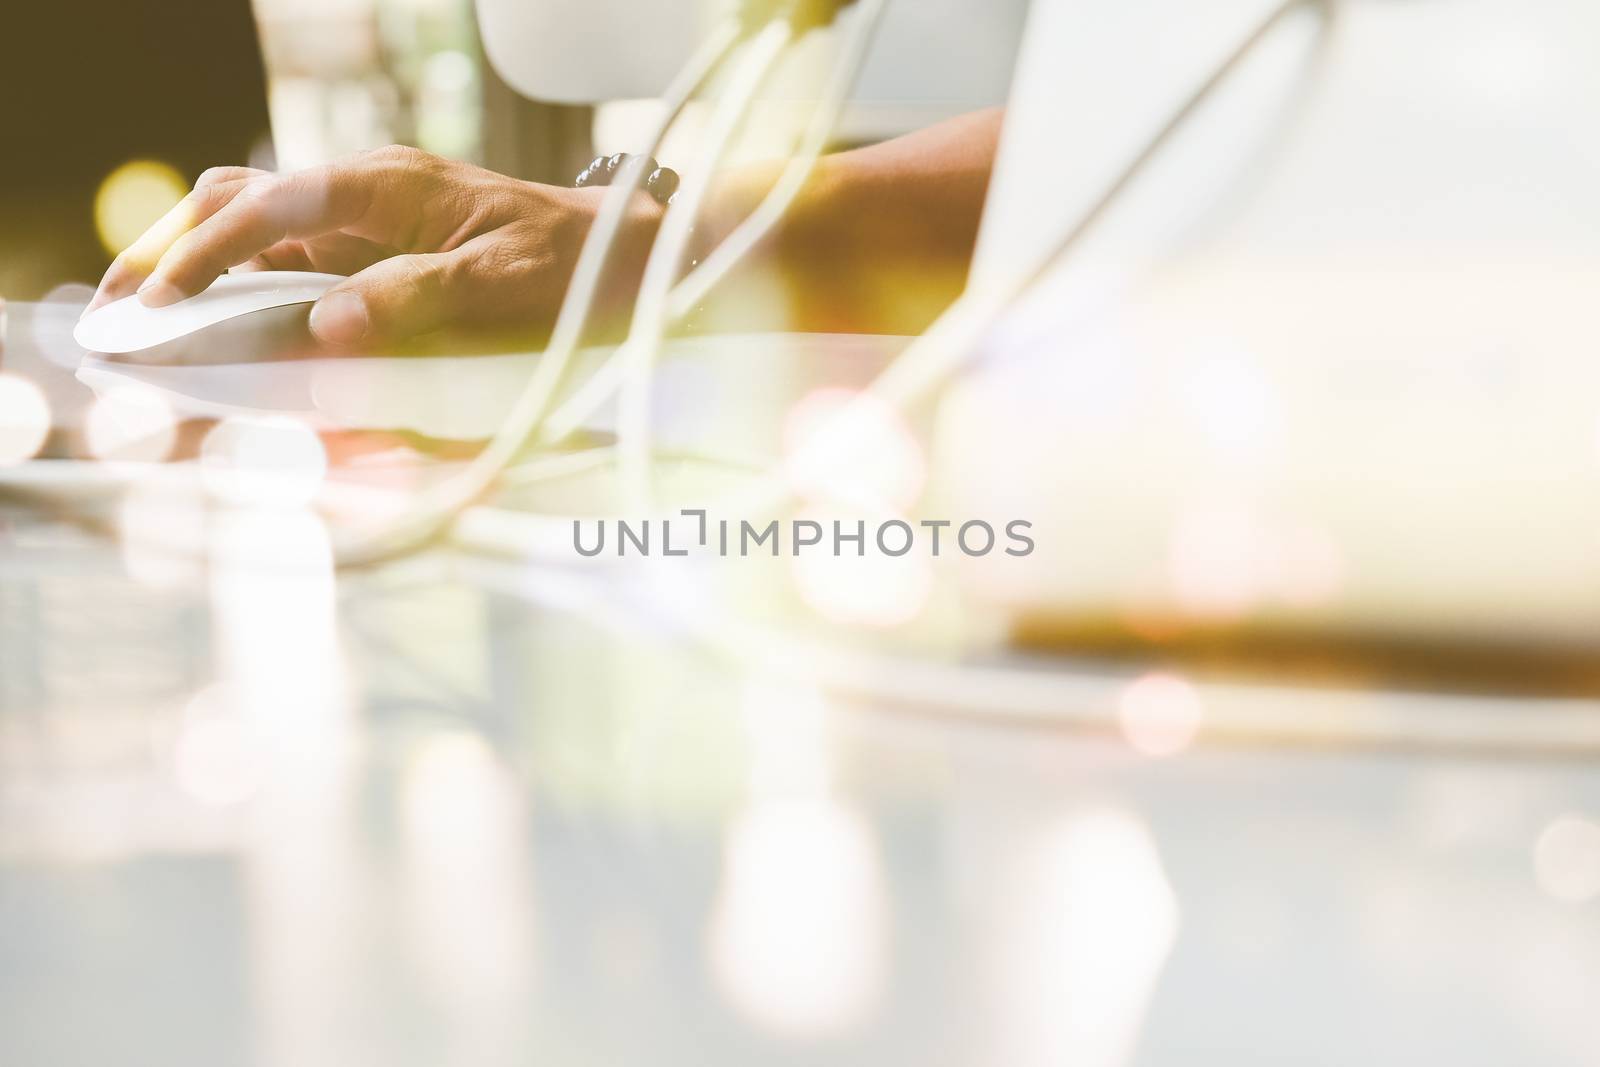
[[73, 271, 343, 355]]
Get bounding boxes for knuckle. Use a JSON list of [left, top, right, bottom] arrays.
[[373, 143, 425, 167], [183, 183, 229, 212], [106, 252, 144, 279], [403, 254, 449, 294], [479, 240, 540, 280], [234, 175, 277, 205], [195, 166, 237, 188]]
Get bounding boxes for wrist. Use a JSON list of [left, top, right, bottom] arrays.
[[559, 183, 666, 326]]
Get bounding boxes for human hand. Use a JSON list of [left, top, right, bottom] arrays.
[[86, 146, 663, 348]]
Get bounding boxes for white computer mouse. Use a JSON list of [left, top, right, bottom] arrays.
[[73, 271, 344, 355]]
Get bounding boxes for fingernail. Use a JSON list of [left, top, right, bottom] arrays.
[[309, 291, 369, 346], [137, 277, 185, 308]]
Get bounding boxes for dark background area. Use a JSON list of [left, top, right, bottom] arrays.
[[0, 0, 272, 299]]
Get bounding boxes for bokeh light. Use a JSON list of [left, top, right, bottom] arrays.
[[0, 373, 53, 466], [85, 384, 178, 463], [400, 729, 535, 999], [94, 159, 189, 256], [986, 808, 1179, 1067], [1273, 523, 1345, 608], [1117, 671, 1204, 757], [172, 686, 264, 807], [742, 678, 832, 798], [401, 731, 515, 861], [1168, 503, 1269, 620], [201, 415, 328, 508], [1533, 815, 1600, 904], [789, 508, 934, 628], [783, 388, 926, 512], [709, 799, 889, 1039]]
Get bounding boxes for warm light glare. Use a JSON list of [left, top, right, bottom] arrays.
[[94, 159, 189, 256], [1533, 815, 1600, 904], [0, 374, 52, 466], [1117, 671, 1204, 757]]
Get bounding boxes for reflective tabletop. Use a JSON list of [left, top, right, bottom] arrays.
[[2, 502, 1599, 1067]]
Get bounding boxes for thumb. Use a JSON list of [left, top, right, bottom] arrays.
[[308, 251, 465, 347]]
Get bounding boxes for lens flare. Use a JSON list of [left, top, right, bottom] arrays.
[[0, 373, 52, 465], [94, 159, 189, 257]]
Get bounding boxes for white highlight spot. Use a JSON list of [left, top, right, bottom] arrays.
[[201, 415, 327, 508], [173, 687, 263, 807], [1117, 671, 1204, 757], [709, 800, 889, 1039], [0, 374, 51, 465], [1533, 815, 1600, 904], [784, 388, 926, 512]]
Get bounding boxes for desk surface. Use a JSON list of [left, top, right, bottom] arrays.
[[2, 502, 1599, 1067]]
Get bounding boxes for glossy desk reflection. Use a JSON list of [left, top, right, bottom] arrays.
[[2, 504, 1598, 1067]]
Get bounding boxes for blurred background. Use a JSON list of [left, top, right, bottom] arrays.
[[3, 0, 483, 301], [0, 0, 1026, 301], [7, 2, 1600, 1065]]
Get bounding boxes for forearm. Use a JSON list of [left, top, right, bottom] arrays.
[[700, 107, 1004, 334]]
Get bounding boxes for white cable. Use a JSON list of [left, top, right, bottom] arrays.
[[490, 0, 1333, 544], [537, 0, 888, 452], [668, 0, 888, 319], [452, 0, 1332, 560], [717, 0, 1335, 522], [329, 18, 743, 567], [613, 19, 797, 514]]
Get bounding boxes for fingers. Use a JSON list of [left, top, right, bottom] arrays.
[[308, 250, 467, 348], [196, 166, 268, 188], [230, 241, 317, 275], [86, 174, 259, 313], [138, 164, 374, 308]]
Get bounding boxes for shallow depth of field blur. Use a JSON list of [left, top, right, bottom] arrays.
[[0, 0, 485, 301], [5, 2, 1600, 1065]]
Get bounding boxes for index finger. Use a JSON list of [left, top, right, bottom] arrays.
[[138, 165, 374, 307], [85, 171, 264, 313]]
